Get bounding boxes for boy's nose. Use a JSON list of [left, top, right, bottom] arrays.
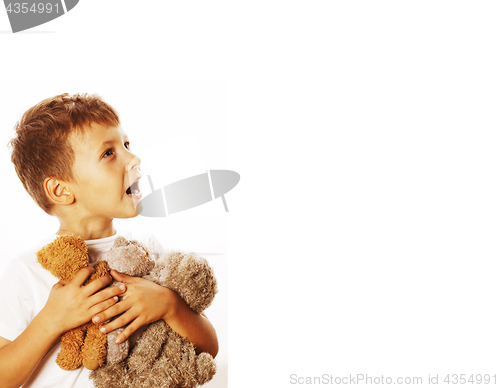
[[127, 155, 141, 172]]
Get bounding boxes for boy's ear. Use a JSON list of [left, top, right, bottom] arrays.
[[44, 177, 74, 206]]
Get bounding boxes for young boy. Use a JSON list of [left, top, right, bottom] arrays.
[[0, 93, 218, 388]]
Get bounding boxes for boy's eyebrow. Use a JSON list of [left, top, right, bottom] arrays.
[[96, 136, 130, 156], [97, 140, 114, 154]]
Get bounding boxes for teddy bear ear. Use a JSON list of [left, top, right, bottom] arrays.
[[37, 235, 89, 281], [113, 236, 129, 247], [109, 242, 154, 276]]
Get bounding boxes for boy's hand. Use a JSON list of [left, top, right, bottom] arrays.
[[91, 270, 180, 344], [40, 267, 125, 336]]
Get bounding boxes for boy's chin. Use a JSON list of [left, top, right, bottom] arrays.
[[116, 210, 140, 219], [115, 205, 141, 219], [117, 214, 139, 220]]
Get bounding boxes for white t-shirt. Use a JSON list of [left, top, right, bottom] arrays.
[[0, 231, 166, 388]]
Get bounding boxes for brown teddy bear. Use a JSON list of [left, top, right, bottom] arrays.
[[36, 235, 110, 371], [90, 237, 218, 388]]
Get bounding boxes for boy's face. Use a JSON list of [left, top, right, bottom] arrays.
[[67, 123, 142, 220]]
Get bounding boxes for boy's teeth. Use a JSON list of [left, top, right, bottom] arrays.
[[126, 181, 139, 195]]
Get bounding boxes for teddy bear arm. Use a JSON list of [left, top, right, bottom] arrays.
[[158, 253, 218, 314], [195, 352, 217, 385], [106, 328, 129, 365], [82, 323, 108, 370], [84, 260, 111, 285]]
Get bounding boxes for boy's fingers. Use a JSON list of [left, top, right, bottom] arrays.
[[83, 274, 113, 296], [92, 299, 130, 325], [89, 295, 119, 317], [88, 284, 126, 306], [71, 267, 95, 287], [110, 270, 140, 284], [114, 319, 143, 344], [99, 311, 140, 340]]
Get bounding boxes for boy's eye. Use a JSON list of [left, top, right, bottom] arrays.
[[102, 148, 114, 158], [124, 142, 130, 150]]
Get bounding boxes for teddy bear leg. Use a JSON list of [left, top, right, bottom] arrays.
[[106, 328, 129, 365], [90, 361, 132, 388], [158, 329, 216, 387], [137, 329, 188, 387], [127, 320, 168, 374], [82, 323, 108, 370], [132, 351, 177, 388], [56, 327, 85, 370]]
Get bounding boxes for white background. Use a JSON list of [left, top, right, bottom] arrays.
[[1, 1, 500, 387], [0, 79, 229, 387]]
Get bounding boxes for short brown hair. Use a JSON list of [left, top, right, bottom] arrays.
[[9, 93, 120, 214]]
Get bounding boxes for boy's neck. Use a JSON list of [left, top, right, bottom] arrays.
[[56, 219, 116, 241]]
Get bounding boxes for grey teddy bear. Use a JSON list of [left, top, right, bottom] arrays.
[[90, 236, 218, 388]]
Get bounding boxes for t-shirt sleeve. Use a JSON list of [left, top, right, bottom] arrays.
[[0, 258, 37, 341]]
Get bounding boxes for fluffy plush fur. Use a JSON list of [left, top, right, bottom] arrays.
[[103, 236, 156, 365], [36, 235, 110, 370], [90, 238, 218, 388]]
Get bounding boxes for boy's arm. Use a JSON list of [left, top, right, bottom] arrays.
[[0, 268, 124, 388], [0, 311, 64, 388], [93, 271, 219, 358], [0, 337, 9, 348]]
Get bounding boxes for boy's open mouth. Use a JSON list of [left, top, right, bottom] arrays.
[[126, 180, 140, 196]]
